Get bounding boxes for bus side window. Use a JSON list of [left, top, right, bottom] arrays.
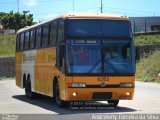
[[16, 34, 20, 51], [20, 33, 24, 51], [42, 24, 49, 47], [34, 29, 37, 48], [30, 29, 36, 49], [57, 19, 64, 43], [36, 27, 42, 48], [25, 31, 30, 50], [49, 21, 57, 46]]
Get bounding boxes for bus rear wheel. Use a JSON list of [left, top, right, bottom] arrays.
[[54, 82, 67, 107], [108, 100, 119, 107], [25, 78, 35, 99]]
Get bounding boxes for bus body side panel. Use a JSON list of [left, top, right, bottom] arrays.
[[15, 52, 23, 88], [34, 49, 45, 94], [59, 72, 66, 100], [44, 66, 66, 99], [64, 76, 135, 101], [43, 47, 56, 96]]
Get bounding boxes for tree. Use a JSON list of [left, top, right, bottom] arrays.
[[0, 12, 9, 29], [0, 11, 34, 32]]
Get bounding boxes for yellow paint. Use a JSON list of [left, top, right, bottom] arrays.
[[15, 52, 23, 88], [34, 49, 44, 93], [43, 47, 56, 96]]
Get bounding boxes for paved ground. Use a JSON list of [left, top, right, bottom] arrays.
[[0, 80, 160, 120]]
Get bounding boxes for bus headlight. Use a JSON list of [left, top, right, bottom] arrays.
[[120, 83, 134, 88], [72, 83, 86, 88], [73, 92, 77, 96]]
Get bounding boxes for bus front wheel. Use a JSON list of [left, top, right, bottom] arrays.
[[108, 100, 119, 107], [54, 82, 67, 107]]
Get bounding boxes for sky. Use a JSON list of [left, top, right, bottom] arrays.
[[1, 0, 160, 22]]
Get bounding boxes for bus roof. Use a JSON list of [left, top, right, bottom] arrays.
[[17, 13, 129, 34]]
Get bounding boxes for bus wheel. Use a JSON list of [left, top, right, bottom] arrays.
[[55, 82, 66, 107], [108, 100, 119, 107], [25, 78, 35, 99]]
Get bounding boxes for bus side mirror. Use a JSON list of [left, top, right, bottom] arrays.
[[135, 46, 140, 61]]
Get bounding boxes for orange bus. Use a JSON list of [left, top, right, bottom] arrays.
[[15, 13, 139, 107]]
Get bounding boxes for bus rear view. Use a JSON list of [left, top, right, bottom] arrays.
[[64, 15, 135, 106]]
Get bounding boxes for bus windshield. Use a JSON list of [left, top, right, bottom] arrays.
[[66, 40, 135, 75]]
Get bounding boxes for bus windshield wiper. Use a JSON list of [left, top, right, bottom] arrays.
[[87, 59, 102, 73]]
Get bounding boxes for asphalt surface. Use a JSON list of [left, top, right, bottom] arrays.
[[0, 79, 160, 120]]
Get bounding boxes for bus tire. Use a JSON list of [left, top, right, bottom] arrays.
[[54, 82, 66, 107], [25, 77, 35, 99], [108, 100, 119, 107], [23, 74, 26, 88]]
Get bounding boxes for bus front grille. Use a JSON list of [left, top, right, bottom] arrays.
[[92, 92, 112, 100]]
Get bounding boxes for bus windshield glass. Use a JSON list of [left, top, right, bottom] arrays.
[[103, 40, 134, 75], [66, 40, 135, 75], [66, 40, 102, 74], [66, 19, 132, 38]]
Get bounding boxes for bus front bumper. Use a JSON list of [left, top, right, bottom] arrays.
[[64, 88, 134, 101]]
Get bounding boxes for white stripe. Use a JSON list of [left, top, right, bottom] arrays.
[[21, 50, 36, 91]]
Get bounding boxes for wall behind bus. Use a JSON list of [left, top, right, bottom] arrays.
[[0, 57, 15, 77]]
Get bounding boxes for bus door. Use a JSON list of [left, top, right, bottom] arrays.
[[56, 45, 66, 99]]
